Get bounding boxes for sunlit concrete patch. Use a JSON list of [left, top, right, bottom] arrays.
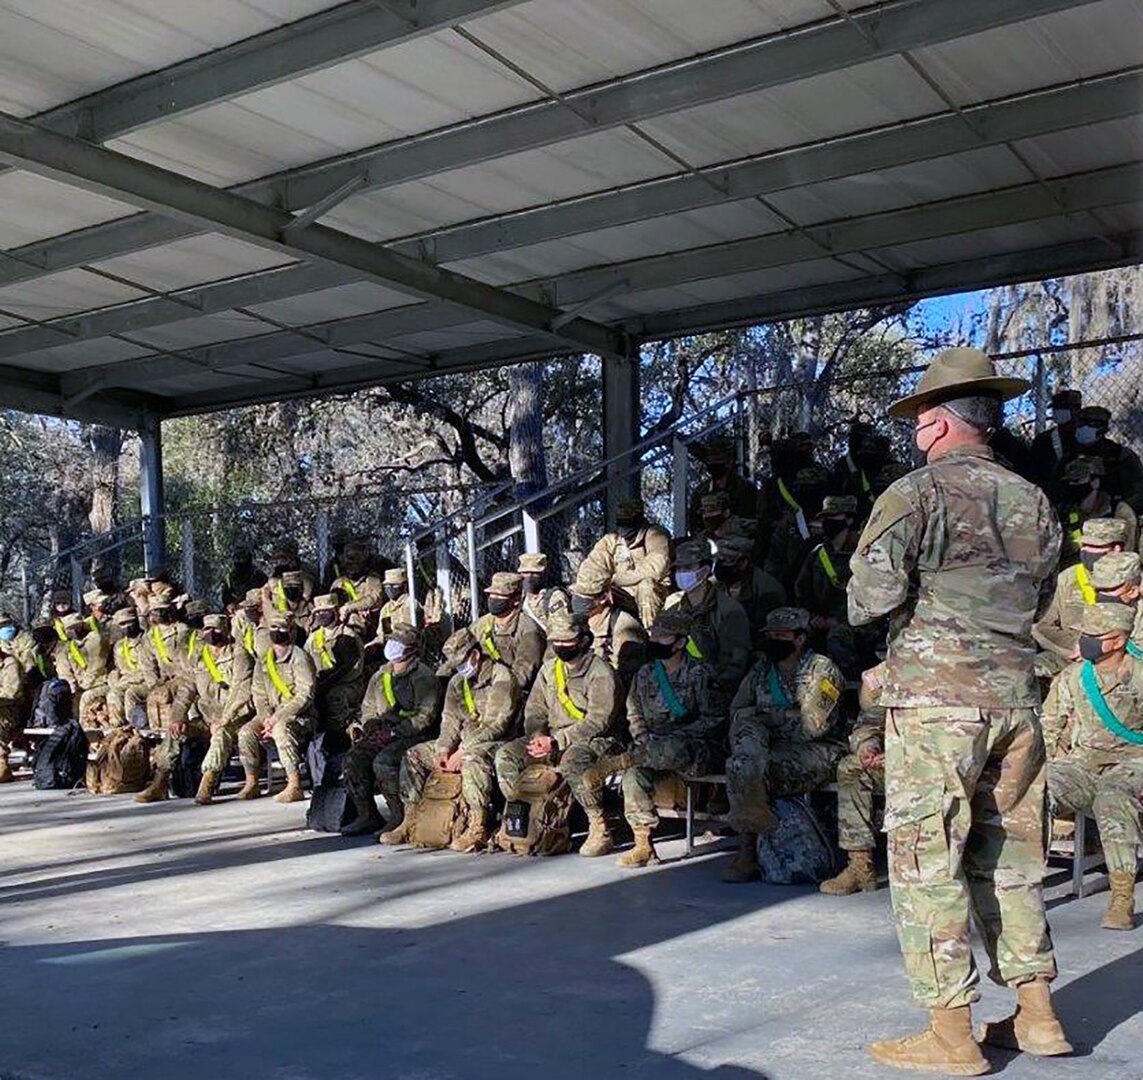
[[41, 941, 191, 965]]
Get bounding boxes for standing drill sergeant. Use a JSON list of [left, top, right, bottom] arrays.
[[106, 607, 150, 727], [470, 572, 546, 693], [192, 614, 255, 805], [615, 610, 727, 869], [495, 613, 625, 858], [382, 628, 519, 852], [305, 595, 365, 739], [1041, 603, 1142, 932], [571, 569, 648, 686], [238, 613, 317, 804], [55, 612, 112, 729], [341, 625, 442, 836], [578, 498, 672, 627], [723, 607, 845, 884], [848, 348, 1069, 1073]]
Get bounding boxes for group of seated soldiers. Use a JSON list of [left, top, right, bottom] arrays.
[[0, 397, 1139, 931]]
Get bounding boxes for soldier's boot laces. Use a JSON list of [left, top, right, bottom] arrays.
[[579, 810, 614, 857], [236, 770, 261, 800], [0, 756, 13, 784], [379, 814, 413, 846], [449, 818, 489, 853], [340, 798, 384, 836], [979, 979, 1072, 1057], [617, 826, 659, 869], [135, 769, 169, 804], [870, 1006, 990, 1075], [194, 769, 218, 805], [721, 833, 760, 883], [819, 849, 877, 895], [1100, 871, 1136, 931], [274, 772, 305, 803]]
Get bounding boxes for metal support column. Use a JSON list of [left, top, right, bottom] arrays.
[[1033, 353, 1047, 435], [603, 348, 640, 526], [139, 414, 166, 574], [671, 437, 689, 538]]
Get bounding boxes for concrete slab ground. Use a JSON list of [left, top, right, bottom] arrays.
[[0, 784, 1138, 1080]]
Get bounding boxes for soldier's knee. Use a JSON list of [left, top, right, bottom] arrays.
[[835, 755, 865, 785], [558, 744, 593, 778]]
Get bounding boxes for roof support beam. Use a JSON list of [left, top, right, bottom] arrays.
[[0, 366, 149, 427], [0, 111, 622, 358], [0, 0, 1098, 290]]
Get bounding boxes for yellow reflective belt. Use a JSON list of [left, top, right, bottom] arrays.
[[185, 629, 199, 658], [274, 580, 288, 612], [553, 658, 586, 721], [202, 645, 226, 685], [85, 615, 99, 633], [847, 452, 871, 494], [67, 640, 87, 670], [380, 669, 415, 718], [1075, 563, 1097, 605], [817, 545, 843, 589], [54, 617, 67, 642], [461, 677, 478, 719], [117, 638, 138, 671], [34, 653, 48, 678], [310, 627, 335, 670], [243, 624, 256, 657], [776, 477, 800, 511], [482, 634, 502, 662], [1068, 510, 1083, 547], [150, 625, 171, 665], [343, 579, 360, 602], [264, 649, 293, 700], [685, 637, 704, 660]]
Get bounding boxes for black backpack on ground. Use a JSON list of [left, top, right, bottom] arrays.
[[169, 737, 209, 799], [305, 729, 354, 833], [33, 690, 89, 791], [33, 678, 73, 728]]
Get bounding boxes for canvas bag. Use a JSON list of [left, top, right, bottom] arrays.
[[408, 769, 468, 849], [496, 763, 575, 856]]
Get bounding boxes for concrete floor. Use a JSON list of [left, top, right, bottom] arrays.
[[0, 784, 1138, 1080]]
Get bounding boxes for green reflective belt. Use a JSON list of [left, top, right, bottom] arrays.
[[264, 649, 293, 700], [1080, 660, 1143, 745], [381, 670, 415, 718], [117, 638, 138, 672], [67, 640, 87, 671], [482, 634, 503, 662], [243, 625, 256, 657], [274, 580, 288, 612], [461, 677, 478, 719], [34, 653, 48, 678], [201, 645, 226, 685], [776, 477, 800, 512], [185, 629, 199, 658], [817, 545, 843, 589], [1068, 510, 1083, 547], [651, 660, 689, 719], [553, 658, 586, 720], [766, 663, 792, 710], [1074, 563, 1096, 605], [343, 579, 360, 602], [150, 625, 171, 665], [310, 627, 335, 670], [54, 618, 67, 642], [685, 637, 704, 660]]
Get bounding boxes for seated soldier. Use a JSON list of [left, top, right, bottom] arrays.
[[342, 624, 442, 836], [495, 613, 624, 857], [712, 535, 786, 654], [305, 595, 365, 743], [55, 612, 111, 729], [48, 588, 74, 641], [231, 587, 267, 660], [1090, 552, 1143, 643], [1054, 456, 1136, 567], [82, 588, 112, 634], [140, 596, 187, 732], [698, 491, 761, 563], [332, 541, 384, 637], [723, 607, 845, 884], [382, 628, 519, 852], [106, 606, 149, 727], [267, 570, 312, 634], [471, 572, 546, 693], [664, 538, 751, 694], [1042, 604, 1143, 932], [518, 552, 571, 633], [376, 568, 422, 641], [0, 613, 25, 782], [570, 569, 648, 686], [1035, 517, 1128, 665], [764, 465, 827, 583], [578, 497, 672, 626], [687, 436, 763, 534], [262, 539, 317, 615], [237, 612, 317, 804], [24, 618, 57, 694], [820, 664, 887, 896], [135, 646, 203, 806], [191, 613, 256, 805], [614, 610, 727, 869]]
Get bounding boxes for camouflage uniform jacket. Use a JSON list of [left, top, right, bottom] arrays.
[[377, 595, 423, 637], [360, 661, 441, 739], [1033, 563, 1095, 659], [0, 648, 24, 702], [794, 542, 855, 622], [252, 645, 317, 721], [262, 570, 317, 615], [111, 635, 151, 692], [1054, 493, 1136, 566], [140, 624, 191, 689], [337, 571, 384, 617], [190, 642, 255, 726], [305, 625, 364, 694], [436, 661, 519, 756], [664, 583, 751, 691], [471, 610, 546, 691], [626, 655, 726, 742], [847, 705, 886, 754], [1041, 656, 1143, 766], [586, 606, 647, 683], [730, 650, 845, 745], [764, 508, 814, 583], [230, 610, 265, 661], [54, 630, 110, 692], [579, 525, 672, 593], [524, 653, 623, 750], [848, 445, 1061, 707], [521, 585, 571, 634]]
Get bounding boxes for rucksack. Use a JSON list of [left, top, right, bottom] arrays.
[[33, 678, 73, 728], [408, 769, 468, 849], [87, 728, 151, 795], [305, 730, 354, 832], [33, 720, 88, 790], [495, 764, 575, 856], [756, 799, 839, 885], [306, 728, 349, 790], [169, 737, 208, 799]]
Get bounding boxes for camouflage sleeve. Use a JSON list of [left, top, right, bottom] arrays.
[[435, 679, 464, 756], [513, 620, 546, 691], [558, 665, 621, 749], [221, 649, 255, 723], [680, 662, 727, 740], [343, 573, 383, 614], [251, 659, 270, 717], [1040, 668, 1072, 758], [848, 484, 920, 626], [847, 707, 886, 754], [0, 656, 23, 699], [463, 669, 520, 750], [523, 666, 552, 736], [276, 650, 316, 721], [715, 600, 752, 692], [1032, 587, 1075, 659], [391, 667, 441, 739], [729, 662, 760, 728], [579, 535, 617, 588], [636, 527, 672, 585], [1036, 508, 1064, 622], [359, 670, 385, 726], [799, 656, 844, 738]]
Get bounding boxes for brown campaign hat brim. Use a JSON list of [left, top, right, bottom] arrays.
[[887, 374, 1028, 419]]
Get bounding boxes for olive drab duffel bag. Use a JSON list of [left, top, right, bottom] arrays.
[[408, 769, 469, 850], [495, 763, 575, 856]]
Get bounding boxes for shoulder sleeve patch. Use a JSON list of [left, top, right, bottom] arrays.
[[857, 484, 915, 552]]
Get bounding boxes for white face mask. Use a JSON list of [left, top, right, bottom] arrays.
[[384, 640, 409, 663], [1075, 426, 1099, 446], [457, 658, 479, 681], [675, 567, 708, 593], [1051, 409, 1072, 426]]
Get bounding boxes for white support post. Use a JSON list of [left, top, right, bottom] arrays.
[[522, 509, 541, 554], [671, 437, 689, 538], [466, 519, 481, 620], [404, 541, 419, 627], [435, 533, 453, 618], [139, 414, 166, 573]]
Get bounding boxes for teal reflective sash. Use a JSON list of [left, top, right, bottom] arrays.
[[1079, 660, 1143, 746], [766, 663, 792, 710], [651, 660, 689, 719], [1127, 641, 1143, 660]]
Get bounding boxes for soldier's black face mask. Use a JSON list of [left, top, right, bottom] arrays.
[[156, 610, 174, 624], [570, 594, 594, 616], [1097, 592, 1134, 607], [273, 563, 292, 577], [243, 605, 261, 622], [552, 640, 588, 662], [284, 587, 303, 602], [1077, 634, 1109, 662], [647, 639, 678, 660], [707, 462, 729, 478], [122, 623, 141, 638], [761, 637, 796, 662], [311, 610, 336, 627], [270, 631, 292, 646], [384, 585, 405, 601], [1079, 551, 1101, 573], [487, 595, 515, 617], [202, 630, 224, 646], [821, 517, 851, 542], [714, 562, 742, 585]]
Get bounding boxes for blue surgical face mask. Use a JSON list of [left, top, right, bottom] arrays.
[[0, 626, 16, 642], [675, 568, 708, 593], [384, 640, 409, 663], [1076, 426, 1099, 447]]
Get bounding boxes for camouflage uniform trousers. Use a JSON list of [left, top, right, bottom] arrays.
[[343, 733, 422, 806], [106, 677, 146, 727], [154, 718, 210, 772], [200, 713, 253, 774], [615, 580, 669, 629], [835, 753, 884, 851], [237, 715, 313, 776], [0, 700, 20, 759], [77, 681, 110, 730], [1048, 757, 1143, 875], [885, 707, 1057, 1011], [496, 735, 622, 813], [622, 734, 724, 828], [400, 739, 499, 815]]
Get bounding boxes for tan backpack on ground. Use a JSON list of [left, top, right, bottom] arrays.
[[87, 728, 151, 795], [408, 769, 469, 849], [495, 764, 575, 856]]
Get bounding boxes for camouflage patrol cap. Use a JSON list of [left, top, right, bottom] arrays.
[[1051, 388, 1082, 409], [486, 571, 523, 595], [700, 491, 731, 514], [60, 613, 86, 632], [184, 599, 209, 618], [714, 534, 753, 562], [112, 607, 139, 627], [265, 612, 293, 632], [1062, 456, 1105, 484], [244, 587, 264, 605], [1089, 551, 1142, 589], [702, 437, 737, 464], [1081, 517, 1128, 547], [437, 627, 480, 675], [675, 537, 712, 566], [311, 594, 338, 611], [83, 589, 108, 608], [794, 465, 827, 486], [149, 595, 173, 611], [383, 568, 407, 586], [546, 611, 584, 644], [649, 610, 693, 639], [764, 607, 811, 634], [50, 589, 72, 606], [202, 613, 230, 632], [1077, 405, 1111, 428], [817, 495, 858, 518], [387, 622, 422, 650], [573, 563, 611, 597], [518, 553, 548, 573], [615, 497, 646, 524], [1080, 603, 1135, 636], [282, 570, 305, 587]]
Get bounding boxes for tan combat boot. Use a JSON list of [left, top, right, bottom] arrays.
[[236, 770, 261, 800], [134, 769, 169, 804], [0, 755, 13, 783], [340, 797, 384, 837], [820, 849, 877, 895], [194, 769, 218, 806], [617, 826, 659, 869], [579, 809, 614, 857], [1100, 871, 1136, 931], [379, 814, 413, 845], [870, 1006, 989, 1075], [449, 818, 489, 853], [980, 978, 1072, 1056], [722, 832, 759, 883], [274, 772, 304, 803]]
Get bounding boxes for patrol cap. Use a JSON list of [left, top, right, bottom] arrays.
[[702, 437, 736, 464], [518, 553, 548, 574], [1090, 551, 1142, 589], [794, 465, 827, 487], [764, 607, 811, 634], [615, 497, 646, 524], [111, 607, 139, 627], [700, 492, 731, 514], [675, 537, 712, 566], [437, 627, 479, 675], [573, 564, 610, 597], [184, 599, 209, 618], [60, 613, 86, 633], [383, 568, 407, 586], [817, 495, 858, 518], [1081, 517, 1128, 547], [312, 594, 338, 611], [1051, 389, 1082, 410], [485, 571, 523, 595], [265, 612, 293, 633], [149, 596, 173, 612], [128, 578, 149, 591], [244, 587, 264, 605], [546, 611, 584, 644], [649, 610, 692, 639], [83, 589, 108, 608], [387, 622, 422, 650], [1077, 405, 1111, 428], [714, 534, 753, 562], [203, 613, 230, 632], [1062, 456, 1105, 484], [50, 589, 72, 606], [282, 570, 305, 587], [1080, 604, 1135, 636], [31, 616, 54, 632]]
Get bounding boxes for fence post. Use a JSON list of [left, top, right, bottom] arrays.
[[1033, 353, 1047, 436], [435, 531, 453, 619], [19, 551, 29, 626], [180, 518, 196, 597], [522, 509, 541, 554], [70, 554, 83, 610], [671, 437, 689, 538], [466, 519, 481, 620], [404, 541, 420, 627], [315, 508, 330, 585]]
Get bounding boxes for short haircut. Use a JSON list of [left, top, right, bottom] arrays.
[[938, 394, 1001, 433]]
